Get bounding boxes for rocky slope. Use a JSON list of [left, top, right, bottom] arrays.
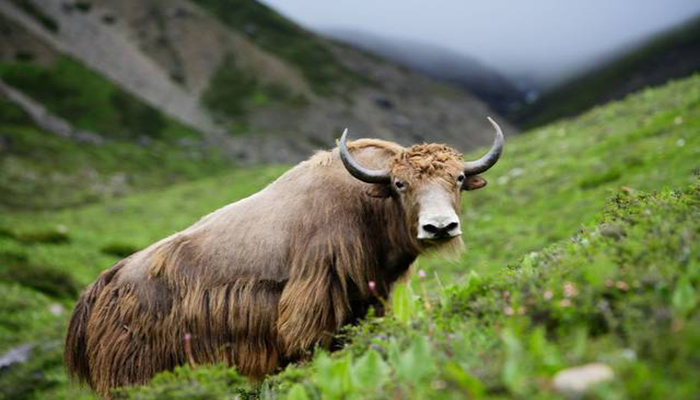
[[0, 0, 513, 164]]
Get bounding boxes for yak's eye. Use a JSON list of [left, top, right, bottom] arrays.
[[394, 180, 406, 191], [456, 174, 465, 184]]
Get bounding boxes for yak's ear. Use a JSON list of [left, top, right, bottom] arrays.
[[365, 184, 392, 198], [462, 175, 488, 191]]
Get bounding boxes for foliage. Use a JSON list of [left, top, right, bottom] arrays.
[[0, 75, 698, 399], [0, 57, 198, 141], [0, 109, 228, 211], [202, 54, 303, 124], [115, 364, 249, 399]]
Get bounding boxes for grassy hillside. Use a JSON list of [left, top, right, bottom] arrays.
[[0, 74, 698, 399], [190, 0, 362, 95], [513, 16, 700, 129], [0, 56, 231, 211]]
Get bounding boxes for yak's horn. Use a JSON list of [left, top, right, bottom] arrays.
[[463, 117, 505, 175], [339, 128, 391, 184]]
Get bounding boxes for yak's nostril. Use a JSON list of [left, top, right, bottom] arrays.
[[423, 224, 439, 234], [421, 221, 459, 237]]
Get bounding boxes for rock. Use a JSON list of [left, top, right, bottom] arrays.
[[0, 344, 34, 370], [599, 223, 625, 240], [553, 363, 614, 394], [49, 303, 65, 316]]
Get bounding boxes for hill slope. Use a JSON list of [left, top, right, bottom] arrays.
[[0, 72, 697, 398], [324, 29, 525, 115], [0, 0, 510, 164], [513, 16, 700, 129]]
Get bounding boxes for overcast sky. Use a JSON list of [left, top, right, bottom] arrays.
[[259, 0, 700, 87]]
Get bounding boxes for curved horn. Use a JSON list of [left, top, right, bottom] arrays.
[[463, 117, 505, 175], [339, 128, 391, 184]]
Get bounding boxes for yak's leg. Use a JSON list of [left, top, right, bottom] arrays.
[[277, 256, 349, 357]]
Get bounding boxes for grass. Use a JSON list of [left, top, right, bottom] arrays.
[[190, 0, 363, 95], [0, 74, 698, 399], [0, 57, 201, 141], [0, 121, 229, 210], [0, 56, 233, 210], [202, 54, 305, 126]]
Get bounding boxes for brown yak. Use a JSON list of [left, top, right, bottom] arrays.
[[65, 117, 504, 396]]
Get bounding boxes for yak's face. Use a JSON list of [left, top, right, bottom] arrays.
[[339, 117, 504, 245], [388, 144, 467, 241]]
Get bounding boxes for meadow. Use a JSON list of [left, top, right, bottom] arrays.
[[0, 74, 698, 398]]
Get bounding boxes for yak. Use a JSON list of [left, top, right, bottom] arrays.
[[65, 117, 504, 396]]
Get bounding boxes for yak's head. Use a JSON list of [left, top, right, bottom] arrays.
[[339, 117, 504, 246]]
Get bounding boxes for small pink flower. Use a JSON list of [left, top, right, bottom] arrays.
[[504, 306, 514, 316], [543, 290, 553, 300], [615, 281, 629, 291], [418, 270, 427, 279], [368, 281, 376, 291], [563, 282, 578, 298], [184, 333, 192, 341]]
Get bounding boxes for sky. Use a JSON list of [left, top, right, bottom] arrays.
[[258, 0, 700, 88]]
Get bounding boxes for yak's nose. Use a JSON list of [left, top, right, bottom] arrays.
[[418, 216, 461, 240]]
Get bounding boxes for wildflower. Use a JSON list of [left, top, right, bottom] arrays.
[[543, 290, 553, 300], [615, 281, 629, 291], [368, 280, 377, 292], [563, 282, 578, 298], [418, 269, 427, 279], [504, 306, 514, 315]]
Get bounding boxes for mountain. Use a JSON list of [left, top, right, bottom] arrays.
[[325, 29, 526, 115], [0, 0, 512, 167], [512, 15, 700, 128]]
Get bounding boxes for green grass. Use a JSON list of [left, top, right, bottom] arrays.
[[0, 56, 233, 210], [0, 121, 229, 210], [202, 54, 306, 126], [0, 57, 201, 141], [190, 0, 363, 95], [513, 16, 700, 129], [0, 75, 698, 399]]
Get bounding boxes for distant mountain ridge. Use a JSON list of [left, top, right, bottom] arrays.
[[0, 0, 513, 165], [325, 29, 526, 115], [511, 15, 700, 128]]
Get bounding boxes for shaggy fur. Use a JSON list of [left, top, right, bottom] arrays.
[[65, 138, 471, 396]]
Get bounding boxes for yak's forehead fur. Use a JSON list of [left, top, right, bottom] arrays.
[[340, 139, 464, 182], [389, 144, 464, 187]]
